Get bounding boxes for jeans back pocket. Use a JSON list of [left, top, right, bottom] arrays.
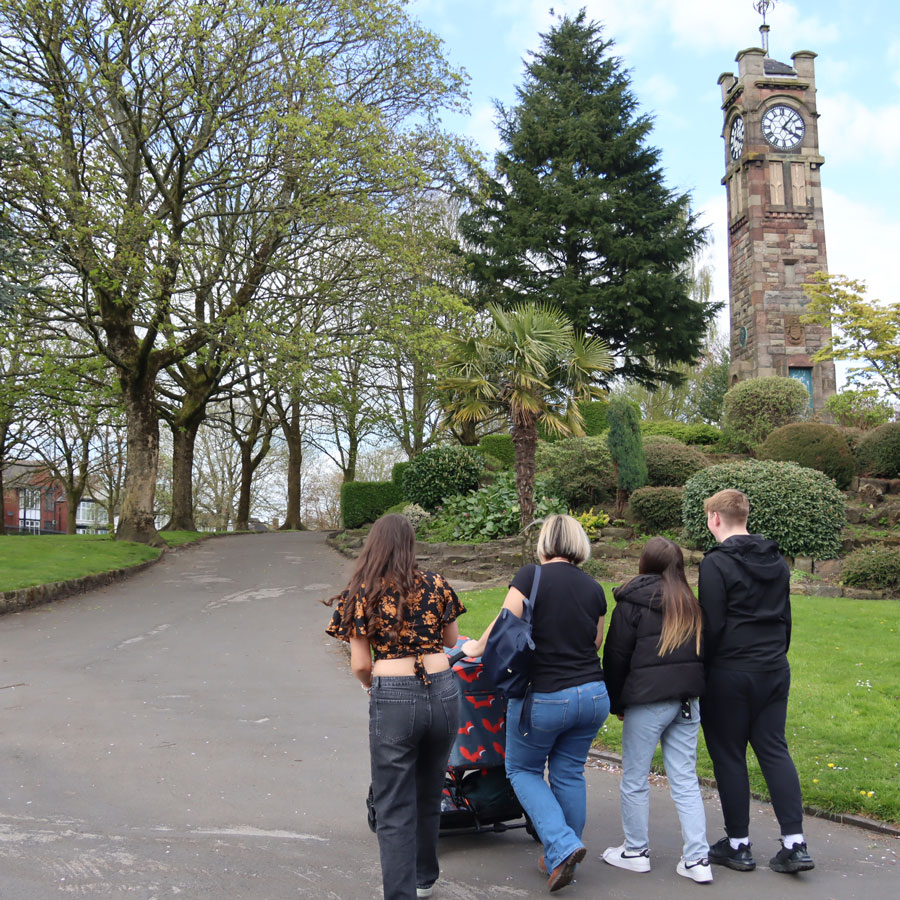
[[372, 696, 417, 744]]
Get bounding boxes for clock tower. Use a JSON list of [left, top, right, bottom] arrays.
[[718, 35, 836, 412]]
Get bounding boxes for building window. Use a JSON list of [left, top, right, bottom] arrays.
[[20, 488, 41, 513], [76, 500, 102, 524]]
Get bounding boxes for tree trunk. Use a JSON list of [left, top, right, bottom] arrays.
[[0, 464, 6, 536], [511, 417, 538, 530], [280, 401, 305, 530], [116, 376, 165, 546], [64, 484, 85, 534], [235, 444, 254, 531], [166, 414, 203, 531], [457, 419, 479, 446]]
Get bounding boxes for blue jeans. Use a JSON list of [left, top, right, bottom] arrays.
[[620, 698, 708, 861], [369, 670, 460, 900], [505, 681, 609, 872]]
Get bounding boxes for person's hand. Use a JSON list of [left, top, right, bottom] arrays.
[[461, 639, 481, 659]]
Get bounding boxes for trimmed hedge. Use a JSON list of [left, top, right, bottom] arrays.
[[392, 461, 411, 489], [759, 422, 856, 489], [842, 545, 900, 591], [341, 481, 404, 529], [640, 421, 722, 446], [536, 436, 616, 507], [402, 445, 484, 510], [629, 486, 684, 531], [478, 434, 515, 468], [856, 423, 900, 478], [580, 400, 609, 436], [644, 438, 708, 487], [722, 376, 810, 448], [682, 459, 845, 558]]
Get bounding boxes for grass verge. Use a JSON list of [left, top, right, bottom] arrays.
[[0, 531, 207, 592], [457, 584, 900, 826]]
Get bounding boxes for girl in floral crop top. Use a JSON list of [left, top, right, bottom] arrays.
[[324, 513, 465, 900]]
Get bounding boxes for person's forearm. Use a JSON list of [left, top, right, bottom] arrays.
[[462, 614, 499, 658]]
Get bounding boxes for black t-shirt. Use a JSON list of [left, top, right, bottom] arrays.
[[510, 562, 606, 694]]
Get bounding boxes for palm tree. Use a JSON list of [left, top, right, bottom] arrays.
[[440, 303, 612, 528]]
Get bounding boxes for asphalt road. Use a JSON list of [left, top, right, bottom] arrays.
[[0, 532, 896, 899]]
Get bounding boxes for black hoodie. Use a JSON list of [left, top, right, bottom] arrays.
[[698, 534, 792, 671], [603, 574, 706, 716]]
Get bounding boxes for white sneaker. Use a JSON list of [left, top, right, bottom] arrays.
[[602, 844, 651, 872], [677, 857, 713, 883], [416, 887, 434, 899]]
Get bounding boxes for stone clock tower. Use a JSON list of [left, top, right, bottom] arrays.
[[718, 34, 836, 412]]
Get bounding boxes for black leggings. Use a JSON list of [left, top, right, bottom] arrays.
[[701, 666, 803, 837]]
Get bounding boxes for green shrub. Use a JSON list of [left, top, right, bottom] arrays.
[[477, 434, 515, 468], [581, 557, 610, 580], [401, 503, 431, 530], [856, 423, 900, 478], [640, 421, 722, 445], [570, 507, 610, 540], [536, 436, 616, 507], [826, 389, 894, 430], [644, 438, 708, 487], [630, 486, 684, 531], [341, 481, 404, 529], [607, 397, 647, 492], [682, 459, 845, 558], [402, 445, 484, 510], [759, 423, 856, 489], [392, 461, 411, 488], [421, 472, 565, 542], [580, 400, 609, 436], [722, 376, 810, 448], [837, 426, 866, 462], [841, 546, 900, 591]]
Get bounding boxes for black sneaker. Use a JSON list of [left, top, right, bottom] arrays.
[[769, 841, 815, 873], [709, 836, 756, 871]]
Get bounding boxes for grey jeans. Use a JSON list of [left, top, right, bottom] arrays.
[[369, 669, 459, 900]]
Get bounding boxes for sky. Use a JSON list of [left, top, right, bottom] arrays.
[[409, 0, 899, 346]]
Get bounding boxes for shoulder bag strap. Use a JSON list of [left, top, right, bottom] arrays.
[[520, 564, 541, 624]]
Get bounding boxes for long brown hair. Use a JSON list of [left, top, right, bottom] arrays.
[[323, 514, 419, 640], [638, 536, 702, 656]]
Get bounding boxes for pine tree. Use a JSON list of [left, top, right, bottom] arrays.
[[461, 12, 716, 388]]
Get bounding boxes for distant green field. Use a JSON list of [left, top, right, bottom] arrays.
[[458, 584, 900, 826], [0, 532, 206, 592]]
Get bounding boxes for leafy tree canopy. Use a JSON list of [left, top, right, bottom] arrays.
[[460, 11, 716, 388]]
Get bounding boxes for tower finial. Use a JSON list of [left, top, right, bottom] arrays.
[[753, 0, 777, 54]]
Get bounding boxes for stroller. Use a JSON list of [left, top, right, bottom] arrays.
[[366, 637, 536, 838]]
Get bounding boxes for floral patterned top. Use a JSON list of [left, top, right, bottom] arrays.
[[326, 571, 465, 682]]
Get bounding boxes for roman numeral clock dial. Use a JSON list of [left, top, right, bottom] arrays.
[[761, 104, 805, 150], [729, 115, 745, 160]]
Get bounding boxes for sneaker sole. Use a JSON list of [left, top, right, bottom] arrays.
[[601, 852, 650, 873], [709, 855, 756, 872], [769, 859, 815, 874], [677, 863, 713, 883]]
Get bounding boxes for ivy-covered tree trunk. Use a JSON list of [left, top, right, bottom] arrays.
[[511, 417, 538, 529], [280, 401, 305, 531]]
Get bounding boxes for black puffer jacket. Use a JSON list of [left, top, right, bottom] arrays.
[[602, 574, 706, 716]]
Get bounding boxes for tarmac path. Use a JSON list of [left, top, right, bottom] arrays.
[[0, 531, 896, 898]]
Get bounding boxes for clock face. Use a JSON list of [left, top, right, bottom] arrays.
[[761, 104, 805, 151], [729, 116, 745, 160]]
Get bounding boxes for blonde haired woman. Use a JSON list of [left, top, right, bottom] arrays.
[[463, 514, 609, 893]]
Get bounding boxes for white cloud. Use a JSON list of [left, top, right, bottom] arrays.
[[464, 101, 501, 156], [817, 92, 900, 167]]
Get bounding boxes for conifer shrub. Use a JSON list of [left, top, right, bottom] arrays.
[[629, 486, 684, 531], [682, 459, 845, 558], [341, 481, 404, 529], [759, 423, 856, 489], [402, 445, 484, 510], [580, 400, 609, 436], [856, 423, 900, 478], [841, 546, 900, 592], [837, 426, 866, 463], [644, 437, 708, 487], [536, 436, 616, 507], [606, 397, 647, 492], [722, 376, 810, 448], [477, 434, 515, 468]]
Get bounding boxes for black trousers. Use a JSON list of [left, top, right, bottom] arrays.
[[701, 666, 804, 838]]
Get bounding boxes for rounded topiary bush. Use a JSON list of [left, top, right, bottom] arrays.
[[722, 376, 810, 448], [629, 486, 684, 531], [402, 445, 484, 510], [759, 422, 856, 489], [682, 459, 845, 558], [644, 437, 708, 487], [841, 546, 900, 591], [856, 422, 900, 478], [477, 434, 515, 468], [536, 435, 615, 507]]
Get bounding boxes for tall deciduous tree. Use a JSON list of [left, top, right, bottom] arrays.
[[460, 12, 715, 387], [440, 303, 611, 528], [0, 0, 466, 544]]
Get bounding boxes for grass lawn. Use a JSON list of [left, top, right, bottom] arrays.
[[0, 531, 208, 592], [457, 584, 900, 826]]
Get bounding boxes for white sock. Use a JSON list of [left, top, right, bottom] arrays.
[[729, 836, 749, 850], [782, 833, 804, 848]]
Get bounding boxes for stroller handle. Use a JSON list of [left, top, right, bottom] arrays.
[[447, 649, 468, 666]]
